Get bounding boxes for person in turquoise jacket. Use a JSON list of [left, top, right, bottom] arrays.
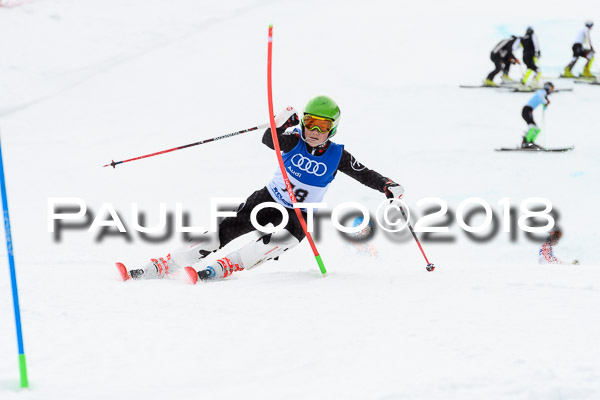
[[521, 81, 554, 148]]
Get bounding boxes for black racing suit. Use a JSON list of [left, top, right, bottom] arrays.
[[487, 36, 519, 81], [521, 33, 538, 72], [217, 127, 392, 246]]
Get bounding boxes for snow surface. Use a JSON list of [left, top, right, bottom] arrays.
[[1, 0, 599, 399]]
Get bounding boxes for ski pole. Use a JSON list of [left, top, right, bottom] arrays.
[[517, 60, 525, 83], [542, 106, 547, 148], [0, 134, 29, 388], [267, 25, 327, 276], [103, 123, 270, 168], [398, 205, 435, 272]]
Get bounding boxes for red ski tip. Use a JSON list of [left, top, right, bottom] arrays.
[[183, 266, 199, 285], [115, 262, 131, 281]]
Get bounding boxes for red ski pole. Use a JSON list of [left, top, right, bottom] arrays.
[[398, 206, 435, 272], [103, 123, 269, 168]]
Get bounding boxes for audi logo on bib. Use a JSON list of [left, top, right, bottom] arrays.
[[290, 154, 327, 176]]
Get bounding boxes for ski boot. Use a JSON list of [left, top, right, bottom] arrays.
[[115, 262, 144, 281], [182, 234, 300, 285], [521, 70, 532, 86], [581, 64, 597, 79], [484, 79, 497, 87], [521, 136, 534, 149], [521, 138, 541, 150], [183, 257, 243, 285], [562, 66, 575, 78], [529, 74, 543, 89], [118, 257, 175, 280], [523, 126, 541, 148], [501, 74, 516, 84]]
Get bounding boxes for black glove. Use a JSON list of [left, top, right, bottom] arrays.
[[383, 180, 404, 199], [535, 50, 541, 58]]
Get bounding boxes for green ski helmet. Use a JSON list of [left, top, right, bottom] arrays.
[[302, 95, 341, 139]]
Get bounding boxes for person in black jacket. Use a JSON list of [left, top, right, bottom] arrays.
[[485, 35, 521, 86], [116, 96, 406, 283], [520, 27, 542, 87]]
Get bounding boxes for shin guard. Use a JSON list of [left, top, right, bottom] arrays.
[[200, 234, 301, 280], [230, 234, 301, 271]]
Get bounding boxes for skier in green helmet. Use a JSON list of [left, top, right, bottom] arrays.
[[116, 96, 405, 284], [302, 95, 341, 140]]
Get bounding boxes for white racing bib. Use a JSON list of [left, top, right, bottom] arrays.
[[267, 137, 343, 209]]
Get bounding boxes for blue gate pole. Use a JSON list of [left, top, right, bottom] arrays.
[[0, 134, 29, 388]]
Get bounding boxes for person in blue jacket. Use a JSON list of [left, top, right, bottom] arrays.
[[521, 82, 554, 148]]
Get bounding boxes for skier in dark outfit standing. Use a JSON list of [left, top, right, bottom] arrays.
[[520, 27, 542, 87], [116, 96, 405, 283], [485, 35, 521, 86]]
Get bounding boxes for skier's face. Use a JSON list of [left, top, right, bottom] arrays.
[[303, 127, 329, 147]]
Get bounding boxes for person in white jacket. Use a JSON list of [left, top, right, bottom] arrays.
[[484, 35, 521, 86], [563, 20, 595, 78]]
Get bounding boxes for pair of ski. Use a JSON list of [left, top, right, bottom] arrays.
[[116, 262, 201, 284], [549, 74, 599, 84], [459, 82, 517, 89], [510, 86, 572, 93], [574, 79, 600, 85], [495, 145, 574, 152], [459, 84, 573, 92]]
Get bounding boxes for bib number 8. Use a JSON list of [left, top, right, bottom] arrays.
[[294, 189, 309, 202], [281, 184, 309, 203]]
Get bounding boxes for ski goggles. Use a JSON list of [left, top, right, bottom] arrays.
[[303, 114, 333, 133]]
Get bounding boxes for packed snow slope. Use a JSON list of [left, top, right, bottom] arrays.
[[1, 0, 599, 399]]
